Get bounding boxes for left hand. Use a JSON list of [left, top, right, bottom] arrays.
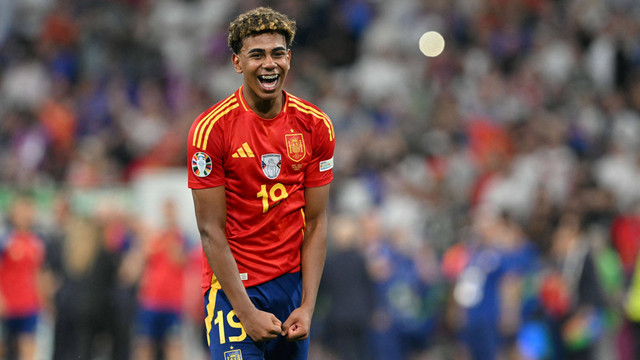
[[281, 307, 312, 341]]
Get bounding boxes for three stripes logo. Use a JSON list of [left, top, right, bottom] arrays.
[[232, 142, 255, 158]]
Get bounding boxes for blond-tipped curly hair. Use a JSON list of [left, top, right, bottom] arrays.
[[228, 7, 297, 54]]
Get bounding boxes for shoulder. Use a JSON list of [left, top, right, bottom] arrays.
[[286, 92, 330, 120], [286, 92, 335, 138], [190, 90, 245, 133], [188, 89, 247, 149]]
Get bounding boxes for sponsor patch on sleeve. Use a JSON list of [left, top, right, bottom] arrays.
[[319, 157, 334, 172]]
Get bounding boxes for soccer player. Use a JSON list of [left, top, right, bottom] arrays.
[[135, 199, 188, 360], [0, 195, 45, 360], [187, 7, 334, 360]]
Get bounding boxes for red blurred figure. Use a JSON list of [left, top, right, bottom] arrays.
[[539, 272, 571, 319], [135, 199, 188, 360], [0, 195, 45, 360]]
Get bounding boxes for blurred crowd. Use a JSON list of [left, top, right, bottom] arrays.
[[2, 0, 640, 359]]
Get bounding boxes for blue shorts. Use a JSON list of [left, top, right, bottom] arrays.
[[4, 313, 38, 336], [136, 308, 182, 341], [204, 272, 309, 360]]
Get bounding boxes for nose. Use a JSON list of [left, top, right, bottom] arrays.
[[262, 55, 276, 69]]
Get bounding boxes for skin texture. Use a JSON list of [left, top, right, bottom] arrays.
[[192, 31, 330, 343], [281, 184, 329, 340], [192, 186, 282, 342], [232, 32, 291, 119]]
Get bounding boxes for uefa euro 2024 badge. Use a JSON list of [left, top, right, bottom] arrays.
[[261, 154, 281, 179], [192, 152, 212, 177]]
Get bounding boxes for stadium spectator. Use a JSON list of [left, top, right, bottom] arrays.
[[545, 213, 606, 360], [47, 215, 117, 359], [318, 215, 374, 360]]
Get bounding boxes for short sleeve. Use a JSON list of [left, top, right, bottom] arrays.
[[304, 114, 335, 188], [187, 111, 226, 189]]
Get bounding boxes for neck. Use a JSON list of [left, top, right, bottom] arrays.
[[243, 88, 283, 119]]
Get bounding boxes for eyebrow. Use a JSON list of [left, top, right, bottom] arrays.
[[247, 46, 287, 54]]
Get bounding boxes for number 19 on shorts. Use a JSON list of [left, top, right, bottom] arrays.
[[211, 309, 247, 345]]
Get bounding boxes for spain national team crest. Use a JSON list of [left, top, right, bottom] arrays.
[[192, 152, 212, 177], [224, 349, 243, 360], [285, 133, 306, 162], [261, 154, 282, 179]]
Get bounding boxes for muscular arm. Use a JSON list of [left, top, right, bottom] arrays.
[[282, 183, 330, 340], [192, 187, 281, 342]]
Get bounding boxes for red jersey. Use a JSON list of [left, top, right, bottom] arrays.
[[187, 87, 335, 292], [0, 230, 45, 316], [138, 229, 187, 311]]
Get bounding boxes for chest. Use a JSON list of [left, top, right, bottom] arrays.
[[222, 116, 312, 183], [2, 235, 42, 266]]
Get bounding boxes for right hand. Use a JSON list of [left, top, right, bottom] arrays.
[[238, 308, 282, 342]]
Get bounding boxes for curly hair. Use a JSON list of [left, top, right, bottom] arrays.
[[227, 7, 297, 54]]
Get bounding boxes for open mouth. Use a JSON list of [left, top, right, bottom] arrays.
[[257, 74, 279, 90]]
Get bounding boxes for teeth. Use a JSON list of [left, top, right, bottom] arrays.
[[260, 75, 278, 81]]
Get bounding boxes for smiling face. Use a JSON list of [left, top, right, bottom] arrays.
[[232, 32, 291, 109]]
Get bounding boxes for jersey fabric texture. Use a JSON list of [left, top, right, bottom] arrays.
[[187, 87, 335, 293], [204, 272, 308, 360], [0, 230, 45, 317]]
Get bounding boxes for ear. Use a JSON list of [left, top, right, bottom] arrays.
[[232, 53, 242, 74]]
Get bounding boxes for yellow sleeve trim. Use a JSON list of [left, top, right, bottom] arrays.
[[199, 103, 240, 151], [193, 95, 237, 149], [288, 97, 335, 141]]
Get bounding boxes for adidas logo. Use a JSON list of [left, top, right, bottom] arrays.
[[232, 142, 255, 158]]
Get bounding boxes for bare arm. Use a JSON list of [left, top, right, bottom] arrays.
[[282, 184, 330, 340], [192, 187, 281, 342]]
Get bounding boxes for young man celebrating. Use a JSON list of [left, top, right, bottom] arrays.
[[187, 7, 335, 360]]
